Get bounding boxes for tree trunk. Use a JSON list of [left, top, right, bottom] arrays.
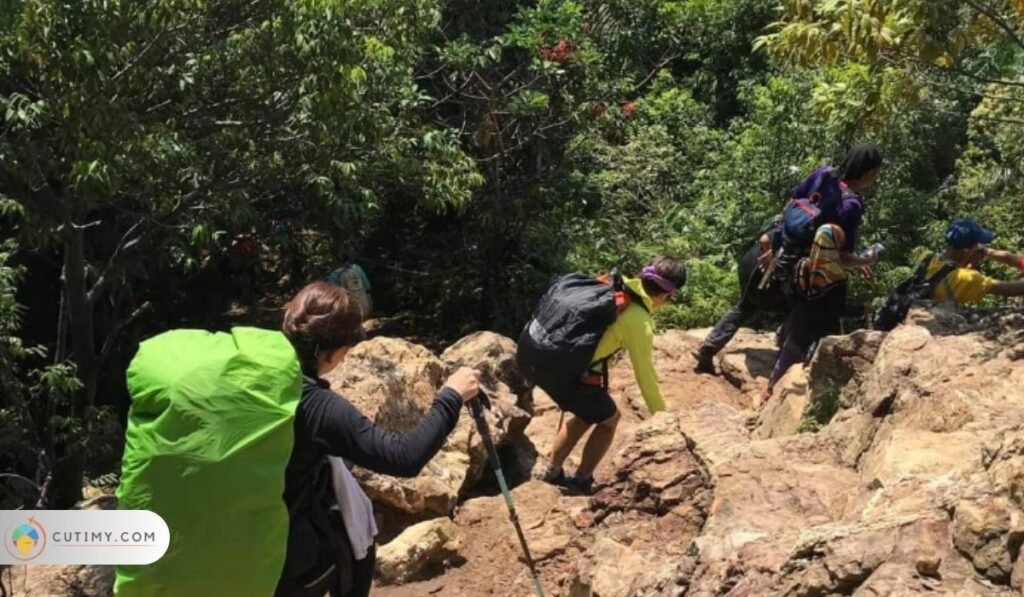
[[39, 219, 97, 509], [61, 221, 99, 416]]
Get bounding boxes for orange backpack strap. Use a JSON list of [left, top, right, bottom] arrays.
[[595, 272, 633, 316], [613, 289, 631, 315]]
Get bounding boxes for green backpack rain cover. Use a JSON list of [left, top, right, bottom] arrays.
[[115, 327, 302, 596]]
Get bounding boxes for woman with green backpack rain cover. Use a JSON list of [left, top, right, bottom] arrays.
[[116, 282, 482, 596]]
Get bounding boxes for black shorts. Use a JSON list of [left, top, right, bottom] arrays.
[[548, 381, 618, 425]]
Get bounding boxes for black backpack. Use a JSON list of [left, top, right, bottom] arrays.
[[872, 254, 957, 332], [516, 271, 644, 394]]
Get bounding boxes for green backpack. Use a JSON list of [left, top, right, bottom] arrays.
[[115, 327, 302, 596]]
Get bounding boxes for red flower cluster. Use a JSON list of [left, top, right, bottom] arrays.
[[540, 39, 575, 64]]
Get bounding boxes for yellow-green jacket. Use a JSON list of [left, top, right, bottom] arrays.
[[588, 276, 666, 413]]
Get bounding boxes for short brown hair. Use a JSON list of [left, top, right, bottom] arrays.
[[641, 255, 687, 297], [282, 282, 364, 375]]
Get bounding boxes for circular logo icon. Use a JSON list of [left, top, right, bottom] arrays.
[[6, 518, 46, 561]]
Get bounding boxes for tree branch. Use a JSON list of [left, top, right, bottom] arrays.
[[885, 48, 1024, 90], [111, 17, 199, 82], [632, 51, 680, 95], [962, 0, 1024, 56], [87, 220, 146, 306], [99, 301, 152, 364]]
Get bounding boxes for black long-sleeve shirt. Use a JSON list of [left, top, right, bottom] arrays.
[[283, 377, 463, 508]]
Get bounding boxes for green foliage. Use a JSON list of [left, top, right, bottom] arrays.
[[1, 0, 1024, 497], [799, 380, 842, 433]]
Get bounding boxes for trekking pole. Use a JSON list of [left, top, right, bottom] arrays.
[[467, 391, 547, 597]]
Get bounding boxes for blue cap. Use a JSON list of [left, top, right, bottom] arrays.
[[945, 219, 995, 250]]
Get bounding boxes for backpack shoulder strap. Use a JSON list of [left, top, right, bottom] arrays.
[[911, 253, 934, 281], [921, 253, 957, 287], [928, 262, 958, 286]]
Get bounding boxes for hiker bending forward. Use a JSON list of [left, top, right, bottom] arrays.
[[539, 257, 686, 495], [277, 282, 481, 597], [694, 144, 883, 374]]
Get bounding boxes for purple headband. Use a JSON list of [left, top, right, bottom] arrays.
[[641, 266, 678, 294]]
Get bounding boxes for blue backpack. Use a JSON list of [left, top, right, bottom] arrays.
[[781, 167, 845, 249]]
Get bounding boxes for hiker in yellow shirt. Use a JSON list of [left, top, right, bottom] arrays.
[[922, 219, 1024, 304], [538, 256, 685, 495]]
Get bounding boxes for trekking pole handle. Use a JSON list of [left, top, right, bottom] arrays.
[[466, 389, 492, 418]]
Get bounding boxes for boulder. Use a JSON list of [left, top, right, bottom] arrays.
[[592, 413, 711, 527], [441, 331, 533, 413], [330, 336, 530, 520], [952, 496, 1024, 584], [376, 518, 464, 585], [568, 537, 651, 597], [325, 337, 446, 430], [716, 328, 779, 393], [807, 329, 885, 393], [754, 364, 809, 439]]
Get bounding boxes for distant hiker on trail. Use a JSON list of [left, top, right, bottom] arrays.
[[517, 256, 687, 495], [115, 282, 481, 597], [276, 282, 480, 596], [328, 255, 373, 318], [921, 220, 1024, 304], [872, 219, 1024, 331], [694, 144, 883, 375]]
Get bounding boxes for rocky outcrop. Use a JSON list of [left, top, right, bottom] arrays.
[[376, 518, 464, 584], [441, 331, 533, 413], [677, 310, 1024, 596], [379, 412, 713, 597], [327, 335, 530, 522], [378, 310, 1024, 596], [753, 364, 809, 438], [21, 309, 1024, 597]]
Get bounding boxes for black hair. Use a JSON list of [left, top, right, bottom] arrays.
[[839, 144, 883, 181]]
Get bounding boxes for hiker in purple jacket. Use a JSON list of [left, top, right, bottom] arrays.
[[695, 144, 883, 375], [760, 145, 884, 403]]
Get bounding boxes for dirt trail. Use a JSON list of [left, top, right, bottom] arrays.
[[373, 329, 760, 596]]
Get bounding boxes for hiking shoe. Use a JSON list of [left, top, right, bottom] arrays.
[[560, 474, 595, 496], [693, 349, 716, 375], [536, 464, 565, 485]]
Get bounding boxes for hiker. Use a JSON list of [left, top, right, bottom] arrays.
[[277, 282, 481, 597], [694, 144, 883, 374], [115, 283, 481, 597], [328, 255, 373, 318], [922, 219, 1024, 304], [518, 256, 687, 495], [763, 223, 881, 402], [692, 221, 788, 374], [871, 219, 1024, 331]]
